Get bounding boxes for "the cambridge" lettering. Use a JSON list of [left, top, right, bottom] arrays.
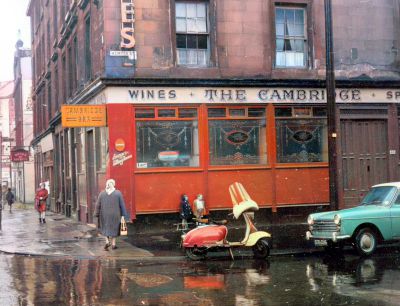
[[127, 88, 362, 103]]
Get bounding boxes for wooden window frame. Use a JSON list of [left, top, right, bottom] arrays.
[[274, 5, 307, 68], [271, 0, 313, 70], [172, 0, 215, 68], [134, 106, 202, 172], [274, 105, 328, 167], [207, 106, 269, 170]]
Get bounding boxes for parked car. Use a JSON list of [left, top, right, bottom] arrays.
[[306, 182, 400, 256]]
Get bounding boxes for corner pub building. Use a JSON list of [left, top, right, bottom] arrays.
[[28, 0, 400, 223]]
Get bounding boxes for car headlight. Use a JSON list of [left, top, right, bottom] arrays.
[[334, 214, 341, 225], [307, 215, 314, 225]]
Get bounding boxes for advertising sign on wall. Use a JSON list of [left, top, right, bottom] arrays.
[[61, 105, 107, 127]]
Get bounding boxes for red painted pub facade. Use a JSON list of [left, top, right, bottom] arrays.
[[105, 86, 333, 219], [104, 84, 400, 219]]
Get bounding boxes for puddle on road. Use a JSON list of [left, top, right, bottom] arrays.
[[147, 292, 213, 305], [118, 272, 173, 287], [149, 235, 170, 242], [1, 253, 399, 305]]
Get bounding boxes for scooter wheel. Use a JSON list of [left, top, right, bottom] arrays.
[[185, 247, 207, 261], [252, 238, 270, 259]]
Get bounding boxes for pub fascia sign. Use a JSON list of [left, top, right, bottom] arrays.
[[104, 87, 400, 104]]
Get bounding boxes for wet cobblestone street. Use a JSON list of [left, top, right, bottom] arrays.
[[1, 252, 400, 305]]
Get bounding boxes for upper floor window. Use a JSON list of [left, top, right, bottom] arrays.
[[53, 0, 58, 39], [275, 6, 307, 68], [84, 15, 92, 82], [175, 1, 209, 67]]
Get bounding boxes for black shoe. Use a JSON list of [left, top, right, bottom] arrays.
[[104, 243, 110, 251], [39, 218, 42, 223], [112, 245, 118, 250], [43, 219, 46, 223]]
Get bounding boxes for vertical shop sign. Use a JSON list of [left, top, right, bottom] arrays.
[[106, 0, 136, 77], [120, 0, 135, 49]]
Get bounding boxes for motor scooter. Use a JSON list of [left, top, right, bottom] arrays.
[[182, 182, 271, 260]]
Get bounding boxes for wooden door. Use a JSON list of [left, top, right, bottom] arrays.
[[341, 120, 388, 208]]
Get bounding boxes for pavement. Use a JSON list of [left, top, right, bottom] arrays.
[[0, 204, 316, 260]]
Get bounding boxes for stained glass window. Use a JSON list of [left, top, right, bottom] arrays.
[[136, 120, 199, 168], [276, 119, 328, 163], [209, 120, 267, 165]]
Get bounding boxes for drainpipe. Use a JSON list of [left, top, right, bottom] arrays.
[[325, 0, 339, 211]]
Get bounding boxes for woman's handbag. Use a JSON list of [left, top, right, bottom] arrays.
[[120, 216, 128, 236]]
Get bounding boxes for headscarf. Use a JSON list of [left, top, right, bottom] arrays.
[[39, 182, 45, 189], [105, 179, 116, 195]]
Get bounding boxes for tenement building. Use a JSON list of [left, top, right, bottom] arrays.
[[28, 0, 400, 222]]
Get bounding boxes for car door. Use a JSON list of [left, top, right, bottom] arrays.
[[390, 192, 400, 239]]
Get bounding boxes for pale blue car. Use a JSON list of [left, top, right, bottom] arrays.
[[306, 182, 400, 256]]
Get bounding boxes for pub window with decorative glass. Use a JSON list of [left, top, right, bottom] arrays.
[[208, 107, 267, 166], [275, 6, 307, 68], [136, 108, 199, 169], [175, 1, 209, 66], [275, 107, 328, 163]]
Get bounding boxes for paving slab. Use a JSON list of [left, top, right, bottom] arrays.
[[0, 204, 317, 260], [0, 206, 153, 259]]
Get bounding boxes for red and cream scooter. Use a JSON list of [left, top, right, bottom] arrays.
[[182, 182, 271, 260]]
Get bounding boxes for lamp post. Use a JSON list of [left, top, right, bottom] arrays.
[[325, 0, 339, 211]]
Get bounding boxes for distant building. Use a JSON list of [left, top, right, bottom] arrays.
[[0, 80, 14, 191], [12, 39, 34, 203], [27, 0, 400, 223]]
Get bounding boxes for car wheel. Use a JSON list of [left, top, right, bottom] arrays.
[[185, 247, 207, 260], [252, 238, 270, 259], [355, 228, 377, 256]]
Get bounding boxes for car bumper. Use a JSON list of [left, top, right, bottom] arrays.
[[306, 231, 351, 243]]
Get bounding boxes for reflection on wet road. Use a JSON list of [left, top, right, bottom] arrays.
[[1, 253, 400, 305]]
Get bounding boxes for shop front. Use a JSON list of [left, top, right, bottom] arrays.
[[101, 86, 400, 219], [104, 86, 355, 219]]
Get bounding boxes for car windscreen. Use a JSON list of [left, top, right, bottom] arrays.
[[360, 186, 397, 206]]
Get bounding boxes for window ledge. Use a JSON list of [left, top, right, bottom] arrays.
[[208, 165, 271, 171], [135, 168, 204, 174], [275, 163, 328, 169]]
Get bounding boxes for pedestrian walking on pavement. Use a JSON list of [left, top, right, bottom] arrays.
[[94, 179, 129, 251], [35, 183, 48, 223], [5, 188, 14, 212]]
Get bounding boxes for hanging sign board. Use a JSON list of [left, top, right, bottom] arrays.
[[11, 149, 30, 162], [61, 105, 107, 127]]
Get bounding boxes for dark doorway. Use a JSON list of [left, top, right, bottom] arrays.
[[86, 130, 96, 223], [341, 120, 388, 208]]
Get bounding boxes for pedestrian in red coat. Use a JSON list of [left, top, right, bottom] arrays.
[[35, 183, 48, 223]]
